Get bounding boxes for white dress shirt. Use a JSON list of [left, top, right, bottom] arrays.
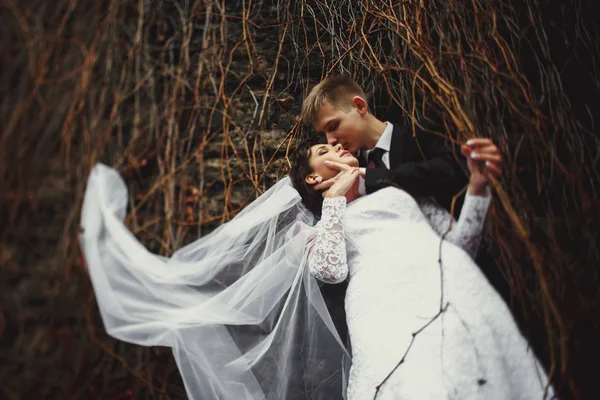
[[358, 122, 393, 195]]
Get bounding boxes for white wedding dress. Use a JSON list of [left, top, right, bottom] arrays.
[[309, 187, 553, 400]]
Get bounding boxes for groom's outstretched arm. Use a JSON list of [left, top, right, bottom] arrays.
[[364, 126, 468, 209]]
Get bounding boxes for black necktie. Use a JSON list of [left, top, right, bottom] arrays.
[[367, 147, 386, 169]]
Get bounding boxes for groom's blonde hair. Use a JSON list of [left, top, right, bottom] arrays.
[[301, 76, 367, 127]]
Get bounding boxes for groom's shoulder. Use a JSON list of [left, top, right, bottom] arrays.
[[389, 122, 432, 142], [390, 119, 449, 143], [388, 118, 440, 134]]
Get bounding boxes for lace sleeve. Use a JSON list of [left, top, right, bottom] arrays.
[[307, 197, 348, 284], [419, 190, 491, 257]]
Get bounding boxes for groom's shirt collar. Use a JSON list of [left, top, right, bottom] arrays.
[[363, 121, 393, 160]]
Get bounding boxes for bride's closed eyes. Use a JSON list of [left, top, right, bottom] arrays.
[[317, 146, 329, 156]]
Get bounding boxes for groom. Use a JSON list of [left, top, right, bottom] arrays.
[[300, 75, 502, 343], [302, 75, 502, 210]]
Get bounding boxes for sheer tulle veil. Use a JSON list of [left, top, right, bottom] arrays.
[[79, 163, 350, 399]]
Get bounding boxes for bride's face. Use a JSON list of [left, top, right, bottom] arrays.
[[307, 143, 359, 182]]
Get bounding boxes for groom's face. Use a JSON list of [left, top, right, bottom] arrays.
[[313, 99, 368, 154]]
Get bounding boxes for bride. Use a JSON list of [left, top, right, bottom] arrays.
[[80, 140, 553, 399], [289, 140, 554, 399]]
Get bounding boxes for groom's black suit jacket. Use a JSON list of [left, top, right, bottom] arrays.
[[321, 122, 469, 346], [358, 123, 468, 212]]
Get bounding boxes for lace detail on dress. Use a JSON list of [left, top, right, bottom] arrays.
[[418, 190, 491, 257], [308, 197, 348, 284]]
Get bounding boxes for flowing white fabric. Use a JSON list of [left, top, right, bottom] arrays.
[[80, 164, 350, 400], [309, 188, 554, 399]]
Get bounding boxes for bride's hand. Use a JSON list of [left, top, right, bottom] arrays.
[[317, 161, 363, 198], [461, 138, 502, 195]]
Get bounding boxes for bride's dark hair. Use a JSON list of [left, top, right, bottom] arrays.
[[289, 137, 326, 218]]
